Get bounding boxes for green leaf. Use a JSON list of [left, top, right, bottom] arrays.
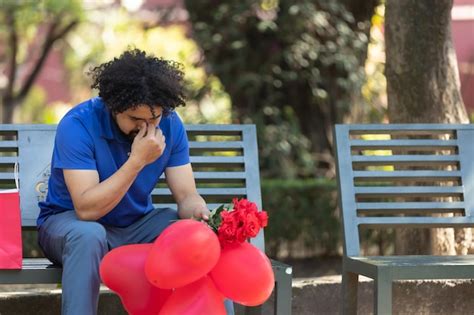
[[208, 204, 225, 232]]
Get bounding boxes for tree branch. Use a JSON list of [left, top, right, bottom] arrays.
[[4, 9, 18, 101], [17, 19, 78, 100], [51, 19, 79, 42]]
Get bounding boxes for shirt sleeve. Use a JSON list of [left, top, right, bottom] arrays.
[[167, 113, 190, 167], [53, 116, 97, 170]]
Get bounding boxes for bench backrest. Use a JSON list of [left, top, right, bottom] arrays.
[[334, 124, 474, 256], [0, 124, 264, 251]]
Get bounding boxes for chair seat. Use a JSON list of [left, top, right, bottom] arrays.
[[345, 255, 474, 280], [0, 258, 62, 284], [22, 258, 59, 269]]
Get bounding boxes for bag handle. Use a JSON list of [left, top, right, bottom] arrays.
[[14, 161, 19, 190], [0, 163, 19, 193]]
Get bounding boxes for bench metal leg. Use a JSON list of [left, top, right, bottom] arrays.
[[274, 267, 292, 315], [342, 271, 358, 315], [374, 272, 392, 315]]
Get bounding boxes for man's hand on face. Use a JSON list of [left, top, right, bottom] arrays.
[[129, 122, 166, 168]]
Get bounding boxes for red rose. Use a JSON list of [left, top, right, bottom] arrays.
[[218, 223, 236, 246], [258, 211, 268, 227], [244, 213, 261, 238], [218, 211, 239, 246]]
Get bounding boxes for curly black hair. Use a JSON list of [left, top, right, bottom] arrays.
[[88, 49, 186, 114]]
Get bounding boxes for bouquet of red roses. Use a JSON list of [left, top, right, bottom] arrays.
[[207, 198, 269, 248]]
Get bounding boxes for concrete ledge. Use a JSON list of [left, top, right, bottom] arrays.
[[2, 277, 474, 314], [290, 275, 474, 315], [0, 287, 127, 315]]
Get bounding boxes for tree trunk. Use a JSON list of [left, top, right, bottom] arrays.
[[1, 97, 17, 123], [385, 0, 470, 255]]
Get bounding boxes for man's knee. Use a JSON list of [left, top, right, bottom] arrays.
[[66, 221, 107, 248]]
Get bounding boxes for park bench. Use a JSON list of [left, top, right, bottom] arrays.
[[334, 123, 474, 314], [0, 123, 292, 315]]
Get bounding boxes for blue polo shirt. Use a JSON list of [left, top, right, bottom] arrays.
[[37, 97, 189, 227]]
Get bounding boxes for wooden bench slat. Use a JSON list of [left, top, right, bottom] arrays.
[[357, 201, 465, 212], [152, 188, 247, 196], [184, 124, 246, 132], [353, 170, 461, 181], [189, 156, 244, 164], [17, 265, 57, 270], [153, 203, 223, 210], [358, 216, 474, 228], [0, 141, 18, 148], [159, 172, 246, 180], [350, 139, 458, 150], [193, 172, 246, 179], [189, 141, 243, 149], [343, 123, 473, 131], [0, 173, 15, 180], [355, 186, 464, 197], [23, 258, 55, 266], [351, 155, 459, 166], [350, 130, 457, 136], [0, 156, 18, 164]]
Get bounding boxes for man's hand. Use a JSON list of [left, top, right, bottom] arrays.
[[129, 122, 166, 168], [191, 205, 211, 221]]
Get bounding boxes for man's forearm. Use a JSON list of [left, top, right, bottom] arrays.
[[177, 193, 207, 219], [75, 158, 143, 221]]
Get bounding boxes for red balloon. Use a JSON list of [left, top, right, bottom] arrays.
[[159, 276, 226, 315], [145, 219, 221, 289], [209, 242, 274, 306], [100, 244, 172, 315]]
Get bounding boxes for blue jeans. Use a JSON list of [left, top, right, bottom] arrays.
[[38, 209, 234, 315]]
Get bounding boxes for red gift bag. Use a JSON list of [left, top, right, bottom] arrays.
[[0, 187, 22, 269]]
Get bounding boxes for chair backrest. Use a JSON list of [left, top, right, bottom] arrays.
[[334, 124, 474, 256], [0, 124, 264, 250]]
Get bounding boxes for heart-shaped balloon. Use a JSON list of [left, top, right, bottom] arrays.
[[145, 219, 221, 289], [159, 276, 226, 315], [100, 243, 172, 315], [210, 242, 274, 306]]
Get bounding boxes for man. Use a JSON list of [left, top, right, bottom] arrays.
[[37, 49, 233, 314]]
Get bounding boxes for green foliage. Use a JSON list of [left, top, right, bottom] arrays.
[[0, 0, 84, 60], [207, 204, 226, 233], [261, 178, 340, 257], [186, 0, 369, 178], [257, 106, 315, 178]]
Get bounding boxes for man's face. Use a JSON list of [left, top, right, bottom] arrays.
[[114, 105, 163, 140]]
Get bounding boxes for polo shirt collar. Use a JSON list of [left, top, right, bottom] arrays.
[[97, 98, 129, 143]]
